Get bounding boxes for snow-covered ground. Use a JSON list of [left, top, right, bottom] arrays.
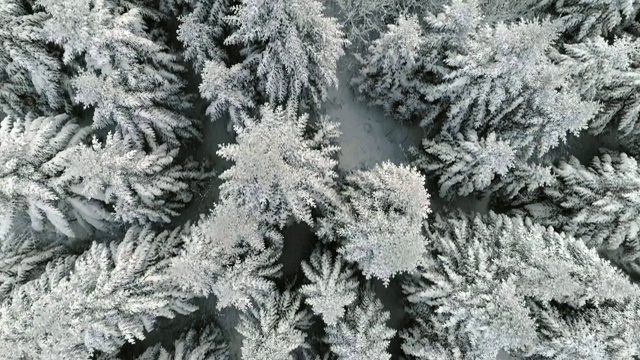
[[326, 62, 425, 171]]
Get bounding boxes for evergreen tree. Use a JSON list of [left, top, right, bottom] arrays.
[[217, 105, 341, 229], [222, 0, 349, 108], [238, 289, 312, 360], [324, 288, 395, 360], [325, 162, 430, 284], [45, 131, 210, 225], [413, 131, 515, 199], [199, 60, 256, 126], [0, 224, 69, 301], [300, 248, 359, 326], [560, 36, 640, 139], [134, 325, 229, 360], [352, 14, 433, 124], [437, 19, 596, 157], [0, 0, 68, 117], [0, 226, 198, 359], [177, 0, 229, 73], [170, 207, 282, 310], [353, 0, 481, 127], [528, 0, 637, 40], [37, 0, 199, 148], [519, 152, 640, 273], [0, 114, 98, 239], [402, 211, 640, 359]]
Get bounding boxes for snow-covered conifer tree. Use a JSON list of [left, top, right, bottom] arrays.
[[134, 325, 229, 360], [0, 226, 198, 359], [519, 152, 640, 273], [0, 0, 68, 117], [560, 36, 640, 140], [353, 0, 481, 126], [37, 0, 199, 148], [528, 0, 637, 40], [329, 162, 430, 284], [177, 0, 230, 73], [438, 19, 597, 156], [324, 288, 395, 360], [238, 289, 312, 360], [413, 132, 515, 199], [402, 211, 640, 359], [300, 248, 359, 326], [222, 0, 349, 107], [45, 131, 210, 225], [352, 15, 432, 124], [199, 61, 256, 126], [170, 206, 282, 310], [0, 225, 69, 301], [218, 105, 341, 228], [0, 114, 100, 239]]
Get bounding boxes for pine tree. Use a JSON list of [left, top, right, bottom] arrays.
[[560, 36, 640, 139], [352, 15, 433, 124], [238, 289, 312, 360], [170, 207, 282, 311], [0, 226, 198, 359], [328, 162, 430, 284], [353, 1, 482, 127], [218, 105, 341, 229], [324, 288, 395, 360], [223, 0, 349, 107], [0, 0, 68, 117], [519, 152, 640, 273], [0, 223, 70, 301], [0, 114, 100, 239], [37, 0, 199, 148], [413, 131, 515, 199], [45, 131, 210, 225], [300, 248, 359, 326], [134, 325, 230, 360], [177, 0, 230, 73], [402, 211, 640, 359], [199, 60, 256, 126], [438, 19, 597, 157], [528, 0, 637, 40]]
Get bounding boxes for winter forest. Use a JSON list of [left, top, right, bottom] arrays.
[[6, 0, 640, 359]]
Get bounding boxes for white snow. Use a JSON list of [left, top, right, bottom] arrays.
[[324, 59, 424, 171]]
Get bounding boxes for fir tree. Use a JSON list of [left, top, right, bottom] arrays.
[[238, 289, 312, 360], [199, 60, 256, 126], [328, 162, 430, 284], [223, 0, 349, 107], [0, 224, 69, 301], [37, 0, 199, 148], [402, 211, 640, 359], [413, 131, 515, 199], [528, 0, 637, 40], [177, 0, 229, 73], [217, 105, 341, 229], [0, 0, 68, 117], [438, 19, 596, 157], [170, 207, 282, 311], [45, 131, 210, 225], [134, 325, 229, 360], [353, 0, 481, 127], [519, 152, 640, 273], [560, 36, 640, 140], [0, 114, 97, 239], [352, 14, 432, 124], [324, 288, 395, 360], [300, 248, 359, 326], [0, 226, 198, 359]]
